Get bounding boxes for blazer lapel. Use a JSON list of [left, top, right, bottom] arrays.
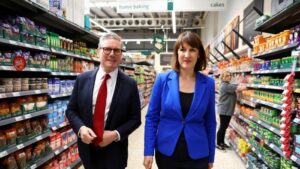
[[167, 71, 183, 118], [186, 73, 207, 120], [87, 68, 99, 126]]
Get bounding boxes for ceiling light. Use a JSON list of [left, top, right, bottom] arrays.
[[172, 11, 176, 34]]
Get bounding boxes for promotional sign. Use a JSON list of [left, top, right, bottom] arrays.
[[153, 34, 165, 54]]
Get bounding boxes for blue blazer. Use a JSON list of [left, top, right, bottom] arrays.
[[144, 70, 216, 163], [66, 68, 141, 169]]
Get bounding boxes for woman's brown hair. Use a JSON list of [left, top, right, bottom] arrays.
[[171, 31, 207, 72]]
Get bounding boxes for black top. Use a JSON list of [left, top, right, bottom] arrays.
[[179, 91, 194, 118]]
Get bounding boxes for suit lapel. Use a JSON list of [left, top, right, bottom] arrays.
[[167, 71, 183, 118], [87, 68, 99, 126], [186, 73, 207, 120], [105, 70, 124, 127]]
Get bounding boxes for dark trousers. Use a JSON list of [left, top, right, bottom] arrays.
[[217, 115, 232, 145], [155, 133, 209, 169]]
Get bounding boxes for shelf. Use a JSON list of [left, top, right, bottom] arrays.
[[29, 152, 55, 169], [246, 84, 284, 90], [54, 139, 77, 156], [237, 114, 252, 125], [230, 69, 252, 73], [228, 140, 247, 164], [67, 158, 82, 169], [0, 38, 51, 52], [50, 72, 81, 76], [230, 123, 248, 141], [0, 0, 98, 47], [49, 93, 72, 99], [255, 1, 300, 34], [249, 129, 284, 157], [51, 121, 69, 131], [249, 145, 273, 169], [0, 89, 49, 99], [251, 98, 283, 110], [51, 48, 98, 62], [0, 66, 51, 72], [239, 99, 256, 108], [251, 68, 297, 75], [249, 115, 280, 136], [0, 131, 52, 158], [0, 109, 52, 127], [252, 42, 300, 59], [120, 64, 135, 70], [291, 154, 300, 166]]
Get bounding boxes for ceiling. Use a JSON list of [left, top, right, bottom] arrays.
[[87, 0, 207, 51]]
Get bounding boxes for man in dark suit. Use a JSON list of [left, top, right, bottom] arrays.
[[66, 32, 141, 169]]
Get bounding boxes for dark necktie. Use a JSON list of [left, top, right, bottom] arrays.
[[93, 73, 110, 144]]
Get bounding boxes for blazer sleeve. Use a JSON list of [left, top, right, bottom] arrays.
[[144, 74, 164, 156], [115, 79, 141, 140], [204, 78, 217, 163], [66, 77, 85, 135]]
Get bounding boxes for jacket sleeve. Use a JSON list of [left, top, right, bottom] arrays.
[[204, 78, 217, 163], [144, 74, 163, 156], [66, 77, 85, 135], [221, 83, 238, 94]]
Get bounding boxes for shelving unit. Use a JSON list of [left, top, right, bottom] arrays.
[[0, 0, 101, 168]]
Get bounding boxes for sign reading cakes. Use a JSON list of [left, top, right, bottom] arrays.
[[153, 34, 165, 54]]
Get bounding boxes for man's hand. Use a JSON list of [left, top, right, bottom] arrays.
[[98, 130, 118, 147], [143, 156, 153, 169], [79, 126, 96, 144]]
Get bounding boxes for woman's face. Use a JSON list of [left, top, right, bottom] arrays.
[[177, 42, 199, 71], [223, 73, 232, 81]]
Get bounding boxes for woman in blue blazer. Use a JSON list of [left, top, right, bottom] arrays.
[[143, 31, 216, 169]]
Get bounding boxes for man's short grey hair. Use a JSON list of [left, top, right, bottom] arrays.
[[98, 32, 123, 48]]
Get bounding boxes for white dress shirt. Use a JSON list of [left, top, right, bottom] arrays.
[[91, 65, 120, 140]]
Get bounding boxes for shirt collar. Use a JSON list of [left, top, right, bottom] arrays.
[[99, 65, 118, 81]]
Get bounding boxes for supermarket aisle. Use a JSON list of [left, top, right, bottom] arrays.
[[127, 105, 246, 169]]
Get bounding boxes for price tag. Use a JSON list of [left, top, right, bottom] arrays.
[[257, 120, 262, 124], [31, 164, 37, 169], [52, 127, 57, 130], [17, 144, 24, 149], [15, 116, 23, 121], [24, 114, 32, 119], [252, 147, 256, 151], [63, 145, 68, 149], [250, 116, 253, 120], [291, 155, 297, 161], [36, 136, 42, 141], [34, 90, 41, 94], [283, 45, 288, 49], [12, 92, 21, 97], [24, 43, 30, 47], [258, 154, 262, 158], [9, 40, 17, 45], [0, 151, 8, 158], [270, 127, 275, 132], [55, 150, 60, 155], [0, 94, 5, 98], [269, 144, 275, 149]]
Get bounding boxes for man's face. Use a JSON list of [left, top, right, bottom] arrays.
[[98, 38, 123, 73]]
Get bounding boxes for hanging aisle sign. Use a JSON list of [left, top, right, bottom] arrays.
[[116, 0, 227, 13]]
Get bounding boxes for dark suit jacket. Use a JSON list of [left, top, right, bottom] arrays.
[[66, 68, 141, 169]]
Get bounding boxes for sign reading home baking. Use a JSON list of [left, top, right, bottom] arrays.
[[116, 0, 227, 13]]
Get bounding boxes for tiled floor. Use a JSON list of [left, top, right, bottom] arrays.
[[79, 105, 246, 169]]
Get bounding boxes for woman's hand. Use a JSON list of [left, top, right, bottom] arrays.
[[143, 156, 153, 169], [208, 163, 214, 169]]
